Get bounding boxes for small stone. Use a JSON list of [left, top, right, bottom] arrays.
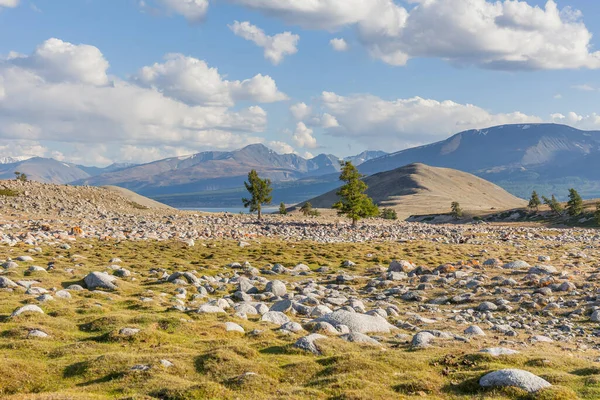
[[225, 322, 245, 333], [260, 311, 290, 326], [479, 369, 551, 393], [11, 304, 44, 317], [294, 334, 327, 355], [480, 347, 520, 356], [265, 280, 286, 297], [119, 328, 140, 336], [464, 325, 486, 337], [411, 331, 435, 348]]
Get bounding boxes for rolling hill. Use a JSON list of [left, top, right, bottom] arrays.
[[301, 163, 526, 219]]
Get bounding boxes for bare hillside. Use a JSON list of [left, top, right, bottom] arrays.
[[101, 185, 174, 210], [0, 180, 174, 220], [302, 163, 526, 219]]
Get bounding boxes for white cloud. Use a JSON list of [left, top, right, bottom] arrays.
[[302, 151, 314, 159], [292, 122, 318, 149], [0, 140, 47, 158], [0, 0, 19, 8], [229, 21, 299, 65], [229, 0, 600, 70], [319, 113, 339, 128], [572, 84, 596, 91], [330, 38, 349, 52], [156, 0, 208, 22], [290, 102, 311, 120], [11, 38, 109, 85], [0, 39, 268, 164], [229, 0, 382, 29], [267, 141, 295, 154], [553, 94, 562, 99], [550, 111, 600, 130], [316, 91, 542, 149], [135, 53, 287, 106]]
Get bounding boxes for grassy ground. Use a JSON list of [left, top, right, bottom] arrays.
[[1, 238, 599, 399]]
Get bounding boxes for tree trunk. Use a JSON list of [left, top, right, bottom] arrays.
[[257, 206, 262, 220], [352, 218, 357, 227]]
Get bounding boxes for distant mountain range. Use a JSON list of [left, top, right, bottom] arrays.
[[3, 123, 600, 207], [0, 158, 136, 184], [0, 156, 32, 164], [358, 123, 600, 200], [0, 147, 386, 205]]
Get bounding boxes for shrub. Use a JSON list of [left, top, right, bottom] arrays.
[[380, 208, 398, 220], [0, 188, 18, 197]]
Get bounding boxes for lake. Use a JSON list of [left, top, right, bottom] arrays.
[[180, 207, 279, 214]]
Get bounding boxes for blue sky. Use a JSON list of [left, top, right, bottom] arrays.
[[1, 0, 600, 165]]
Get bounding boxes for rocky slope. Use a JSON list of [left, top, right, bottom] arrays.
[[0, 180, 173, 220], [301, 163, 526, 219]]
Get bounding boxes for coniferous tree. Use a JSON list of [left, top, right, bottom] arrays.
[[332, 161, 379, 226], [278, 202, 287, 215], [300, 202, 313, 216], [242, 169, 272, 220], [542, 195, 564, 216], [528, 190, 541, 212], [566, 188, 583, 217], [595, 203, 600, 226], [451, 201, 463, 220]]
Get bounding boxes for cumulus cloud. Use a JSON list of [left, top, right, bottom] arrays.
[[316, 91, 542, 149], [134, 53, 287, 106], [550, 111, 600, 129], [0, 140, 47, 158], [10, 38, 109, 85], [330, 38, 349, 52], [290, 102, 311, 120], [229, 0, 381, 29], [292, 122, 318, 149], [156, 0, 209, 22], [228, 0, 600, 70], [267, 141, 295, 154], [0, 0, 19, 8], [0, 39, 268, 164], [229, 21, 299, 65]]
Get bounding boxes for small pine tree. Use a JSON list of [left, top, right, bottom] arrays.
[[595, 203, 600, 226], [380, 208, 398, 220], [300, 202, 313, 217], [528, 190, 541, 212], [566, 188, 583, 217], [278, 202, 287, 215], [451, 201, 463, 220], [332, 161, 379, 226], [542, 195, 564, 216], [242, 169, 273, 220]]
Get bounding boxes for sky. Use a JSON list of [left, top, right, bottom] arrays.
[[1, 0, 600, 166]]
